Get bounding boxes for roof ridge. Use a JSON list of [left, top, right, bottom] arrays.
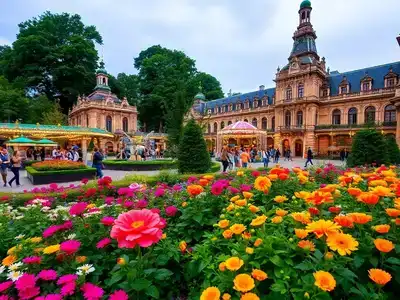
[[329, 61, 400, 77], [206, 87, 276, 103]]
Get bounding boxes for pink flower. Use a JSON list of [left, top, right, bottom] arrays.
[[43, 225, 62, 238], [81, 283, 104, 300], [109, 290, 129, 300], [69, 202, 88, 216], [60, 240, 81, 255], [81, 178, 89, 185], [38, 270, 58, 281], [240, 184, 252, 192], [150, 208, 160, 215], [165, 206, 178, 217], [60, 282, 76, 296], [110, 209, 164, 248], [96, 238, 112, 249], [172, 184, 182, 191], [57, 274, 77, 286], [15, 274, 36, 291], [18, 287, 40, 299], [211, 183, 224, 196], [61, 220, 73, 230], [35, 294, 62, 300], [136, 199, 148, 208], [123, 201, 134, 208], [0, 281, 13, 292], [101, 217, 115, 226], [0, 295, 10, 300], [22, 256, 41, 264], [105, 197, 115, 205], [228, 186, 240, 194], [154, 187, 165, 197]]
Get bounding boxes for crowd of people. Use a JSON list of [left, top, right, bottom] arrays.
[[0, 147, 22, 187]]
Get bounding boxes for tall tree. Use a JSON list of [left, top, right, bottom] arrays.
[[117, 73, 139, 106], [42, 100, 68, 125], [1, 11, 102, 111], [193, 72, 224, 100]]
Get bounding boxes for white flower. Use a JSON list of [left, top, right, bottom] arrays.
[[8, 262, 23, 271], [41, 207, 51, 212], [67, 233, 77, 240], [0, 266, 5, 274], [7, 271, 23, 281], [14, 216, 24, 220], [77, 264, 95, 275], [15, 234, 25, 240]]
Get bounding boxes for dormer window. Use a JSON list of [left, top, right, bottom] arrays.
[[258, 98, 262, 107], [385, 68, 398, 88], [253, 99, 258, 108], [229, 104, 233, 111], [244, 100, 250, 109], [362, 82, 371, 92], [387, 78, 396, 87], [339, 76, 349, 95], [341, 86, 348, 94], [361, 73, 373, 91], [224, 104, 228, 112]]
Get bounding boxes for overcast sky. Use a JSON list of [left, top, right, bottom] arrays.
[[1, 0, 400, 96]]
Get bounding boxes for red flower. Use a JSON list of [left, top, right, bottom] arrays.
[[81, 178, 89, 185], [252, 171, 261, 177], [328, 206, 341, 214], [279, 173, 289, 180], [308, 207, 320, 215]]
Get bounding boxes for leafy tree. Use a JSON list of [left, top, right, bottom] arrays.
[[1, 11, 102, 111], [117, 73, 139, 106], [385, 135, 400, 164], [193, 72, 224, 100], [178, 119, 211, 173], [42, 101, 68, 125], [347, 129, 389, 167], [0, 76, 30, 123]]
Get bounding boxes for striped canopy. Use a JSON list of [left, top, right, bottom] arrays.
[[218, 121, 265, 136]]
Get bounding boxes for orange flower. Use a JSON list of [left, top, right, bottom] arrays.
[[306, 220, 341, 238], [199, 179, 209, 186], [233, 274, 255, 292], [230, 224, 246, 235], [2, 255, 17, 267], [223, 230, 233, 239], [374, 238, 394, 253], [225, 257, 244, 271], [295, 229, 309, 239], [241, 293, 260, 300], [254, 176, 272, 192], [75, 256, 87, 263], [334, 215, 354, 228], [347, 187, 362, 197], [218, 220, 230, 229], [294, 191, 310, 199], [326, 233, 359, 256], [271, 216, 283, 224], [278, 173, 289, 180], [276, 209, 288, 217], [358, 193, 379, 205], [298, 240, 315, 251], [187, 185, 204, 197], [385, 208, 400, 218], [179, 241, 187, 252], [254, 238, 263, 247], [222, 294, 231, 300], [313, 271, 336, 292], [274, 195, 288, 203], [368, 269, 392, 286], [373, 224, 390, 234], [243, 192, 254, 199], [291, 212, 311, 224], [348, 213, 372, 224], [251, 269, 268, 281], [219, 262, 226, 271], [268, 174, 278, 181], [230, 195, 241, 202], [249, 205, 260, 213], [200, 287, 220, 300], [371, 186, 392, 197], [396, 218, 400, 226], [369, 180, 388, 187], [226, 203, 235, 212], [246, 247, 254, 254], [250, 215, 267, 227], [235, 199, 247, 207], [202, 175, 214, 181], [242, 231, 251, 240]]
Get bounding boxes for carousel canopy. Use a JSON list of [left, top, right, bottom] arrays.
[[6, 136, 37, 146], [218, 121, 266, 135], [35, 139, 58, 146]]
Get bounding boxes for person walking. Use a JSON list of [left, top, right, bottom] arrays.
[[262, 148, 269, 168], [240, 150, 250, 168], [0, 148, 10, 187], [40, 148, 45, 161], [274, 148, 280, 163], [221, 147, 229, 172], [304, 147, 314, 168], [9, 151, 22, 187], [92, 147, 104, 178], [340, 149, 345, 162], [286, 148, 293, 161]]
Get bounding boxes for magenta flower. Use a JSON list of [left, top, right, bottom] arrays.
[[96, 238, 112, 249], [15, 273, 36, 291], [60, 240, 81, 255], [18, 286, 40, 300], [211, 183, 224, 196], [123, 201, 134, 208], [101, 216, 115, 226], [240, 184, 252, 192], [22, 256, 41, 264], [136, 199, 148, 208], [81, 178, 89, 185], [57, 274, 77, 286], [38, 269, 58, 281], [69, 202, 88, 216], [172, 184, 182, 191], [81, 282, 104, 300], [109, 290, 129, 300], [43, 225, 62, 238], [150, 208, 160, 215], [0, 281, 13, 293], [35, 294, 63, 300], [154, 187, 165, 197], [0, 295, 10, 300], [105, 197, 115, 205], [60, 282, 76, 296], [165, 205, 178, 217]]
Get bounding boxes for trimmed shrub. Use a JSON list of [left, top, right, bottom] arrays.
[[31, 160, 87, 171], [385, 135, 400, 164], [178, 119, 211, 173]]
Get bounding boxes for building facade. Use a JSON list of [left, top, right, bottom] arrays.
[[68, 63, 138, 152], [193, 0, 399, 157]]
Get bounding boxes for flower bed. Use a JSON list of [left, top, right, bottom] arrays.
[[103, 159, 177, 171], [31, 161, 87, 171], [26, 167, 96, 185], [1, 165, 400, 299]]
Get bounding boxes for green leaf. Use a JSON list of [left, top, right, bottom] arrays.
[[108, 273, 124, 286], [156, 254, 169, 266], [193, 213, 203, 223], [370, 256, 379, 267], [336, 268, 357, 283], [386, 257, 400, 265], [353, 256, 365, 268], [314, 249, 323, 261], [131, 279, 151, 291], [294, 261, 314, 271], [270, 281, 286, 293], [154, 268, 173, 280], [270, 255, 284, 267], [146, 285, 160, 299]]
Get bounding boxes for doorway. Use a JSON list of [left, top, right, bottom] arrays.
[[295, 140, 303, 157]]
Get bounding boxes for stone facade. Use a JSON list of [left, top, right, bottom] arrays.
[[193, 0, 399, 157]]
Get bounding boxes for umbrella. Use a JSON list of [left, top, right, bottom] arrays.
[[6, 136, 37, 146], [35, 139, 58, 147]]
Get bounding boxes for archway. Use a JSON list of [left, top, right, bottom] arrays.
[[267, 137, 274, 149], [294, 139, 303, 157], [282, 139, 290, 152]]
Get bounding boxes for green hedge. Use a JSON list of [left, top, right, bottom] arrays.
[[23, 160, 40, 167], [26, 166, 95, 176], [103, 160, 176, 165]]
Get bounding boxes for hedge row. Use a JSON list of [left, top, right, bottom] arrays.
[[26, 166, 96, 176]]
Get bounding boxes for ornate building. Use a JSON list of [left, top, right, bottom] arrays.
[[68, 63, 138, 152], [193, 0, 400, 157]]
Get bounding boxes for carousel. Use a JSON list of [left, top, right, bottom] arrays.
[[217, 121, 267, 151]]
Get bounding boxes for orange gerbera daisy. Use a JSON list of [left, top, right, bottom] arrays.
[[326, 233, 359, 256], [295, 229, 309, 239], [368, 269, 392, 286], [298, 240, 315, 251], [274, 195, 288, 203], [218, 220, 230, 229], [241, 293, 260, 300], [187, 184, 204, 197], [334, 215, 354, 228], [254, 238, 263, 247], [254, 176, 272, 192], [249, 205, 259, 213], [250, 215, 267, 227], [271, 216, 283, 224], [230, 224, 246, 235], [225, 257, 244, 271], [200, 287, 221, 300], [306, 220, 342, 238], [233, 274, 255, 292], [313, 271, 336, 292], [347, 187, 362, 197], [373, 224, 390, 234], [276, 209, 288, 217], [291, 212, 311, 224], [358, 193, 379, 205], [251, 269, 268, 281], [385, 208, 400, 218], [348, 213, 372, 224], [374, 238, 394, 253], [222, 230, 233, 239]]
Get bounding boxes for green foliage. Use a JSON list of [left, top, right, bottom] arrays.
[[26, 166, 93, 175], [103, 160, 176, 166], [166, 90, 187, 158], [88, 139, 95, 151], [193, 72, 224, 100], [347, 129, 389, 167], [42, 100, 68, 125], [117, 73, 139, 106], [385, 135, 400, 164], [178, 119, 211, 173]]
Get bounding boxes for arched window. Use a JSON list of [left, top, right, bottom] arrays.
[[365, 106, 376, 123], [296, 111, 303, 127], [384, 105, 396, 123], [272, 117, 275, 131], [106, 116, 112, 132], [261, 117, 267, 130], [213, 122, 218, 133], [122, 117, 128, 132], [252, 118, 258, 128], [298, 84, 304, 98], [332, 109, 341, 125], [207, 124, 211, 134], [286, 87, 292, 101], [228, 120, 232, 126], [244, 119, 248, 122], [220, 121, 225, 129], [285, 111, 291, 128], [348, 107, 357, 125]]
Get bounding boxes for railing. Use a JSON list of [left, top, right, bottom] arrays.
[[315, 121, 397, 130], [320, 87, 395, 101]]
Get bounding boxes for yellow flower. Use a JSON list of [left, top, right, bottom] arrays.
[[326, 233, 359, 256], [254, 238, 263, 247], [291, 212, 311, 224], [203, 175, 214, 181], [246, 247, 254, 254], [271, 216, 283, 224], [230, 195, 241, 202], [2, 255, 17, 267], [371, 186, 392, 197], [162, 233, 167, 239], [219, 262, 226, 271], [179, 241, 187, 252], [274, 195, 288, 203], [218, 219, 230, 229], [43, 244, 60, 254], [241, 293, 260, 300], [242, 232, 251, 240], [75, 256, 87, 263], [306, 220, 341, 238], [87, 204, 96, 209], [234, 274, 255, 292], [200, 287, 220, 300], [28, 237, 42, 243], [226, 203, 235, 212], [237, 171, 244, 176], [222, 293, 231, 300], [235, 199, 247, 207], [254, 176, 271, 192], [276, 209, 288, 217], [249, 205, 260, 213], [7, 245, 21, 255], [295, 229, 308, 239], [230, 224, 246, 235], [225, 257, 244, 271], [251, 269, 268, 281], [250, 215, 267, 227], [182, 202, 188, 207], [223, 230, 233, 239], [314, 271, 336, 292], [369, 180, 388, 187], [243, 192, 253, 199], [294, 191, 310, 199]]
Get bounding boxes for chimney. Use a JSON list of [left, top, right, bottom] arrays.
[[259, 85, 265, 91]]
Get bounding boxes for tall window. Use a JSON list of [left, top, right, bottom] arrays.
[[285, 111, 291, 128], [296, 111, 303, 127], [258, 99, 262, 107], [365, 106, 376, 123], [213, 122, 218, 133], [220, 121, 225, 129], [332, 109, 341, 125], [286, 88, 292, 101], [225, 105, 228, 112], [298, 84, 304, 98], [86, 115, 89, 127], [362, 82, 371, 91], [207, 124, 211, 134], [252, 118, 258, 128], [348, 107, 357, 125], [384, 105, 396, 123], [106, 116, 112, 132], [122, 117, 128, 132], [262, 117, 267, 130], [387, 78, 396, 88], [272, 117, 275, 131], [340, 86, 348, 94]]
